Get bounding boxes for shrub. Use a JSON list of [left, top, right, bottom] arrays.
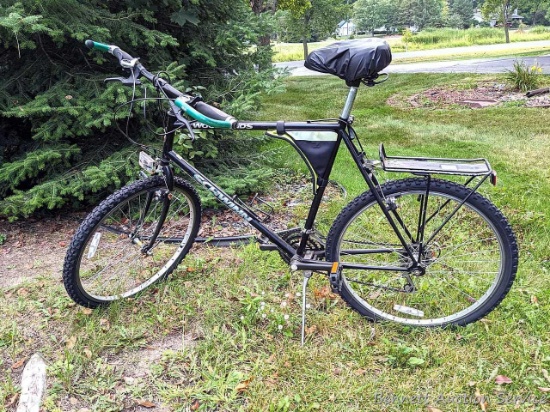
[[0, 1, 278, 220], [402, 28, 413, 50], [530, 25, 550, 34], [505, 60, 542, 92]]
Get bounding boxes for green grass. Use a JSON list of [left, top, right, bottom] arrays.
[[400, 27, 550, 49], [273, 28, 550, 62], [393, 46, 550, 64], [2, 74, 550, 411], [272, 39, 335, 62]]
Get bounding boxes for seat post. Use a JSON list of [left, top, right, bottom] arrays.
[[340, 86, 359, 121]]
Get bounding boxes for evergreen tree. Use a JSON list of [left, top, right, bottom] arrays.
[[353, 0, 397, 33], [249, 0, 278, 69], [0, 0, 277, 219], [393, 0, 445, 29], [449, 0, 475, 27]]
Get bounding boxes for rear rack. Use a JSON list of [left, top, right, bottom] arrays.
[[379, 144, 492, 176]]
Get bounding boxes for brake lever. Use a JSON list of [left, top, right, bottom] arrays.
[[169, 101, 196, 142], [104, 76, 142, 86], [104, 65, 142, 86]]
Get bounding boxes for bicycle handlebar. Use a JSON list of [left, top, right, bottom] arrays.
[[85, 39, 237, 129], [85, 40, 133, 63]]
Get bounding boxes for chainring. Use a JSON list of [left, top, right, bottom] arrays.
[[277, 228, 325, 264]]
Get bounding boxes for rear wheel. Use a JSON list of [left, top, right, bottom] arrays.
[[63, 176, 201, 308], [326, 178, 518, 327]]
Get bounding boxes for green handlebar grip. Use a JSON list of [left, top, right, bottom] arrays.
[[174, 97, 233, 129], [85, 40, 112, 53]]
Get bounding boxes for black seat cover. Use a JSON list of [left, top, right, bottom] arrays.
[[304, 38, 392, 85]]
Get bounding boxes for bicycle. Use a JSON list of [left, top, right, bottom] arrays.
[[63, 39, 518, 342]]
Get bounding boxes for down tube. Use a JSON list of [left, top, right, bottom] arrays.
[[167, 150, 296, 257]]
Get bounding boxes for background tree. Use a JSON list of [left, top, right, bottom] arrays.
[[278, 0, 349, 58], [482, 0, 514, 42], [386, 0, 445, 30], [516, 0, 550, 25], [353, 0, 396, 34], [410, 0, 445, 29], [449, 0, 475, 27], [0, 0, 279, 219], [353, 0, 477, 30]]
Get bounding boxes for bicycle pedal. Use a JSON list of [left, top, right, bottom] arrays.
[[329, 262, 342, 293]]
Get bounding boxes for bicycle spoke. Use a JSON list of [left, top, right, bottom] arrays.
[[437, 275, 478, 304], [327, 178, 515, 326], [65, 177, 200, 306]]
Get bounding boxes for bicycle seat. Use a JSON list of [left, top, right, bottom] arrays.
[[304, 38, 392, 86]]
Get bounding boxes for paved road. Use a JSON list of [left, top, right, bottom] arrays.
[[275, 40, 550, 75], [386, 55, 550, 74]]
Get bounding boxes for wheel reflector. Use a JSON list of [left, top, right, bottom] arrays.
[[393, 304, 425, 318], [87, 232, 102, 259]]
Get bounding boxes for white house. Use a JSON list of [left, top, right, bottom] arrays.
[[337, 20, 355, 36], [473, 9, 484, 24]]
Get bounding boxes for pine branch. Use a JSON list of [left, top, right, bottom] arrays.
[[0, 144, 80, 195]]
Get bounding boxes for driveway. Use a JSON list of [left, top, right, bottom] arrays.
[[386, 55, 550, 74], [275, 40, 550, 75]]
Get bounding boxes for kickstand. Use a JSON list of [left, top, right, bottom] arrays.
[[300, 270, 313, 346]]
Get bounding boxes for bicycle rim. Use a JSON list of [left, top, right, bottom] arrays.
[[330, 180, 513, 326], [74, 181, 198, 303]]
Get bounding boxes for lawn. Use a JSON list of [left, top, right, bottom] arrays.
[[1, 74, 549, 411], [272, 27, 550, 62]]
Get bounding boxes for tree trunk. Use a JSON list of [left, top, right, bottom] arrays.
[[501, 4, 510, 43], [258, 35, 272, 71], [532, 0, 542, 26], [250, 0, 272, 70], [302, 12, 311, 60], [250, 0, 262, 13]]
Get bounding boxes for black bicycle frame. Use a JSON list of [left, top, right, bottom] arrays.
[[166, 119, 342, 261], [157, 113, 417, 274]]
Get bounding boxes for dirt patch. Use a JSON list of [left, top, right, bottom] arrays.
[[0, 215, 82, 289], [0, 179, 321, 411], [127, 333, 194, 375], [387, 81, 550, 109], [0, 176, 335, 290]]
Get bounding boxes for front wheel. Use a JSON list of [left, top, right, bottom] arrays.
[[63, 176, 201, 308], [325, 178, 518, 327]]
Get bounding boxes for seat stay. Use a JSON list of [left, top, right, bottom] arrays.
[[340, 129, 420, 265]]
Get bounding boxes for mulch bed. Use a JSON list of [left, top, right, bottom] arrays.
[[387, 81, 550, 109]]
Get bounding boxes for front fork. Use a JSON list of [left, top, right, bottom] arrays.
[[135, 113, 179, 254], [133, 124, 176, 254]]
